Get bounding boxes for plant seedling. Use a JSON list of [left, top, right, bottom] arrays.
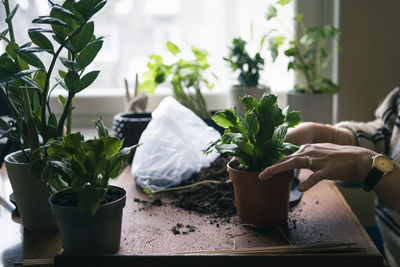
[[204, 93, 301, 171]]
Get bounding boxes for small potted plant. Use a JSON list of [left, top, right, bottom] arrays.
[[284, 14, 340, 123], [204, 93, 300, 227], [224, 37, 270, 114], [32, 120, 138, 254], [0, 0, 106, 231], [138, 41, 224, 133]]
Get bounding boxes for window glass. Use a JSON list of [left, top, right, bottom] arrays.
[[1, 0, 295, 93]]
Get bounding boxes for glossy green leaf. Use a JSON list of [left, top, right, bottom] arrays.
[[0, 55, 18, 75], [59, 57, 80, 72], [64, 71, 80, 92], [77, 186, 100, 215], [95, 119, 109, 137], [5, 42, 18, 58], [212, 109, 238, 128], [76, 70, 99, 93], [166, 41, 180, 55], [17, 50, 45, 69], [58, 95, 67, 106], [20, 76, 42, 92], [32, 17, 72, 28], [28, 30, 54, 53], [76, 40, 103, 70], [265, 5, 277, 20], [71, 21, 94, 53]]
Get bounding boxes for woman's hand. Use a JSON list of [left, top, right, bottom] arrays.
[[259, 143, 376, 192]]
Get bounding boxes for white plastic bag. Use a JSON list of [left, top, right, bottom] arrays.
[[131, 97, 220, 191]]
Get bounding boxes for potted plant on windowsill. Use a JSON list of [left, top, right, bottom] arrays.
[[224, 37, 274, 114], [32, 120, 138, 254], [204, 93, 300, 227], [137, 41, 223, 133], [284, 14, 340, 124], [0, 0, 106, 231]]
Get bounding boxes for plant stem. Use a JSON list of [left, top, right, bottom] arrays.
[[3, 0, 15, 43], [57, 92, 74, 136]]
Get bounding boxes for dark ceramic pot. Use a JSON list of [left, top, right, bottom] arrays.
[[49, 186, 126, 254], [5, 150, 58, 231], [227, 160, 292, 227]]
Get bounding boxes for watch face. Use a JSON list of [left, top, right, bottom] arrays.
[[374, 155, 394, 172]]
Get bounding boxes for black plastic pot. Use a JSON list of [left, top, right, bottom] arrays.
[[112, 112, 152, 162], [49, 186, 126, 254]]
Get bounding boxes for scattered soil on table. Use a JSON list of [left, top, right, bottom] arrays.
[[134, 197, 162, 211], [171, 223, 198, 235], [167, 155, 236, 223]]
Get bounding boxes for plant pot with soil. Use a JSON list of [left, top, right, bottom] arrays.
[[204, 93, 301, 227], [33, 120, 138, 254], [0, 0, 106, 231]]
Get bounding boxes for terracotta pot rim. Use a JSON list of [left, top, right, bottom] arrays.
[[49, 185, 126, 211], [227, 159, 262, 175]]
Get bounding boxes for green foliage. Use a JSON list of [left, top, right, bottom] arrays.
[[284, 18, 341, 94], [204, 93, 300, 172], [0, 0, 106, 161], [31, 120, 138, 215], [224, 37, 264, 88], [139, 41, 215, 118]]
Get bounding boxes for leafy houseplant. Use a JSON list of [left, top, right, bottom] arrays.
[[35, 120, 138, 254], [139, 41, 215, 119], [284, 14, 341, 94], [1, 0, 106, 231], [204, 93, 300, 227], [224, 36, 279, 114]]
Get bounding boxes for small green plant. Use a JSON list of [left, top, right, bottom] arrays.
[[0, 0, 106, 161], [139, 41, 215, 118], [204, 93, 300, 171], [32, 120, 138, 215], [284, 14, 340, 94], [224, 37, 265, 88], [266, 0, 340, 94]]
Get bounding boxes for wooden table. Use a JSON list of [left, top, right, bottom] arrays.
[[0, 166, 384, 267]]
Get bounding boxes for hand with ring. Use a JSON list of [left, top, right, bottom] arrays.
[[259, 143, 377, 192]]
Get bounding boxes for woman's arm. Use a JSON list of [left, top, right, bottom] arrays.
[[286, 122, 355, 146]]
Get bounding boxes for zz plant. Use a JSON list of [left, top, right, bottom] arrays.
[[139, 41, 215, 118], [32, 120, 138, 215], [204, 93, 300, 171], [0, 0, 106, 161]]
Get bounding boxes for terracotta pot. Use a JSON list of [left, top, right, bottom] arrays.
[[227, 160, 293, 227], [49, 186, 126, 254], [5, 150, 58, 231]]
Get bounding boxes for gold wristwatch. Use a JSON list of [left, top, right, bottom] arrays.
[[361, 154, 394, 192]]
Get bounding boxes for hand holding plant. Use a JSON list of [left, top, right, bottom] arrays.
[[204, 93, 300, 171]]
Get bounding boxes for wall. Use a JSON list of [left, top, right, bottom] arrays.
[[336, 0, 400, 227], [338, 0, 400, 122]]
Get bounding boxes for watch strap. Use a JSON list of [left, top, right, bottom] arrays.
[[362, 167, 384, 192]]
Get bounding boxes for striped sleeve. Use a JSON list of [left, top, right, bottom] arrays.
[[335, 87, 399, 155], [375, 202, 400, 267]]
